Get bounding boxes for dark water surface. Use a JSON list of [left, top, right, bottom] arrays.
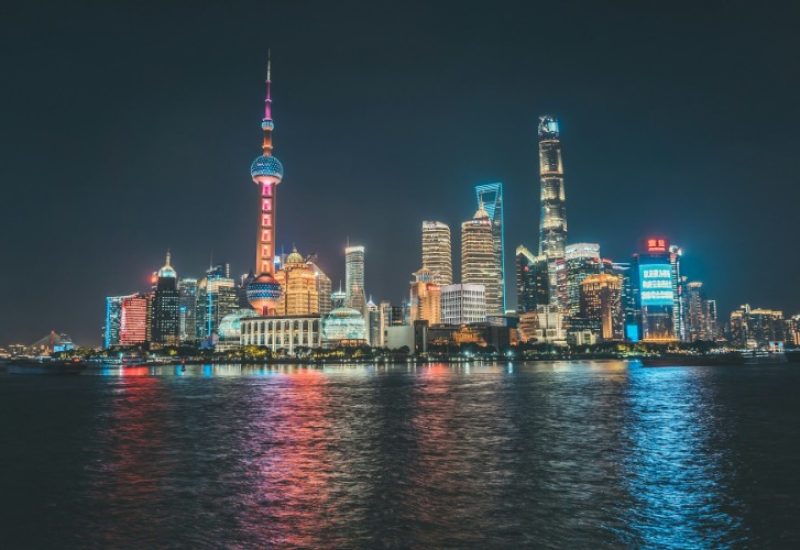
[[1, 361, 799, 548]]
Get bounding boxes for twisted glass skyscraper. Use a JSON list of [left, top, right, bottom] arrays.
[[475, 182, 505, 312], [538, 116, 567, 260]]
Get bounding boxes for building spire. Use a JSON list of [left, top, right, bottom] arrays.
[[165, 249, 171, 266], [264, 49, 273, 123], [261, 50, 275, 156]]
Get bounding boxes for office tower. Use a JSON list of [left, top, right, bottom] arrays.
[[247, 53, 285, 316], [421, 221, 453, 285], [515, 245, 549, 313], [367, 299, 380, 346], [564, 243, 601, 319], [538, 115, 567, 259], [199, 264, 238, 337], [608, 262, 639, 341], [441, 283, 486, 325], [178, 278, 198, 342], [409, 267, 442, 324], [345, 245, 366, 312], [580, 273, 623, 341], [274, 247, 320, 316], [518, 305, 566, 345], [120, 294, 149, 345], [729, 305, 786, 348], [307, 259, 332, 315], [686, 281, 709, 341], [669, 245, 688, 341], [704, 299, 719, 341], [462, 205, 502, 315], [378, 300, 392, 346], [634, 237, 678, 342], [103, 296, 125, 349], [151, 252, 180, 345], [475, 183, 506, 310]]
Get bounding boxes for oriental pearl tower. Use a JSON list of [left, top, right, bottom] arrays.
[[246, 52, 285, 316]]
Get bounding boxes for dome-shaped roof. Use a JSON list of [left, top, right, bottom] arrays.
[[251, 155, 284, 181], [322, 307, 367, 342], [286, 247, 304, 264], [218, 309, 258, 340]]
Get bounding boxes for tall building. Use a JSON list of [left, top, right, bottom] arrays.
[[538, 115, 567, 260], [378, 300, 392, 346], [421, 221, 453, 285], [669, 245, 688, 342], [178, 278, 198, 342], [686, 282, 710, 342], [307, 259, 332, 315], [150, 252, 180, 345], [120, 294, 149, 346], [564, 243, 601, 319], [367, 298, 381, 346], [462, 205, 502, 315], [199, 264, 239, 338], [608, 262, 639, 341], [409, 267, 441, 324], [103, 295, 125, 349], [246, 52, 285, 316], [580, 273, 623, 341], [729, 305, 786, 348], [515, 245, 549, 313], [441, 283, 486, 325], [345, 245, 366, 312], [475, 183, 506, 311], [633, 238, 678, 342], [274, 247, 320, 316]]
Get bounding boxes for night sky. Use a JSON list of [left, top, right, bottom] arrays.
[[1, 1, 799, 346]]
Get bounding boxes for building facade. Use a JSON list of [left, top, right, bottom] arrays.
[[516, 245, 549, 314], [580, 273, 623, 341], [274, 248, 320, 316], [462, 206, 502, 315], [441, 283, 486, 325], [241, 316, 322, 352], [151, 252, 180, 345], [475, 183, 506, 311], [120, 294, 149, 346], [421, 221, 453, 286], [345, 245, 366, 313], [409, 268, 442, 325]]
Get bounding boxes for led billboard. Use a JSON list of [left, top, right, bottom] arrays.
[[639, 264, 673, 306]]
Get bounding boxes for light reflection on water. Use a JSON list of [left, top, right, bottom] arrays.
[[1, 361, 799, 547]]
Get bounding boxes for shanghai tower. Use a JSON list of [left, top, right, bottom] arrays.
[[537, 115, 567, 260]]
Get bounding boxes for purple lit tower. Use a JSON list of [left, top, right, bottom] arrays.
[[246, 52, 285, 316]]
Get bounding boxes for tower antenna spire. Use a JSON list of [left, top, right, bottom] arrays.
[[263, 49, 273, 123]]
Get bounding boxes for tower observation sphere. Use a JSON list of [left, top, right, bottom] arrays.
[[246, 52, 286, 316]]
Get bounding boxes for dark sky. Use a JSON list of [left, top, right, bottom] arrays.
[[1, 1, 799, 346]]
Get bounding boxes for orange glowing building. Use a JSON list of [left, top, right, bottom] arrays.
[[274, 248, 320, 316]]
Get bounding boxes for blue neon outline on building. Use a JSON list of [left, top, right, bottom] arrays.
[[475, 182, 506, 312]]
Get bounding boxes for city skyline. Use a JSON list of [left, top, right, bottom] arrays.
[[2, 2, 800, 346]]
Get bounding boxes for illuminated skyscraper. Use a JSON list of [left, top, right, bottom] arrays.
[[538, 116, 567, 260], [634, 238, 678, 342], [178, 278, 198, 342], [564, 243, 601, 319], [515, 245, 549, 313], [580, 273, 623, 341], [307, 259, 332, 315], [199, 264, 238, 338], [345, 245, 366, 312], [462, 205, 502, 315], [246, 52, 284, 316], [103, 295, 125, 349], [151, 251, 180, 345], [421, 221, 453, 285], [409, 267, 441, 324], [475, 183, 506, 310], [120, 294, 148, 346], [274, 247, 320, 316]]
